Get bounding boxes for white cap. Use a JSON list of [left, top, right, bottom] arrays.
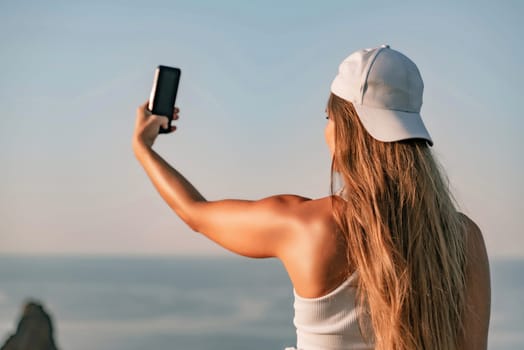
[[330, 44, 433, 146]]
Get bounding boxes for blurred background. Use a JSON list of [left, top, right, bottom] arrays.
[[0, 0, 522, 349]]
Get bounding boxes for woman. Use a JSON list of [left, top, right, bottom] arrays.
[[132, 45, 491, 350]]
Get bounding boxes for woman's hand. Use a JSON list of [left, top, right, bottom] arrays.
[[132, 101, 179, 152]]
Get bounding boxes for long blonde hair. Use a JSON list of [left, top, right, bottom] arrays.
[[327, 93, 468, 349]]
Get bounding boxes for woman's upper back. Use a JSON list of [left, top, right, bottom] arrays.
[[279, 196, 490, 349]]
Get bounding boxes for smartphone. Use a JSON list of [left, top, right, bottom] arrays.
[[148, 65, 181, 133]]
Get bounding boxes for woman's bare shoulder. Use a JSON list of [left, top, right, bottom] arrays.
[[280, 195, 348, 297], [457, 213, 491, 350], [295, 196, 336, 223], [459, 213, 490, 274], [458, 213, 486, 251]]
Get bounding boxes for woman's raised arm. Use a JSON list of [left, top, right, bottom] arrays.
[[132, 102, 310, 258]]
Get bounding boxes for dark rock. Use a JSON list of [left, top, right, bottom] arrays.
[[1, 300, 59, 350]]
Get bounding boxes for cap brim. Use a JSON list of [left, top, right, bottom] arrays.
[[353, 104, 433, 146]]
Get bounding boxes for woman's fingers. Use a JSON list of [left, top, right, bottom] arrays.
[[153, 115, 169, 129], [137, 102, 179, 128], [141, 100, 150, 112], [136, 101, 152, 122]]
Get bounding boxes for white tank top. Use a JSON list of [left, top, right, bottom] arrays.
[[288, 271, 374, 350]]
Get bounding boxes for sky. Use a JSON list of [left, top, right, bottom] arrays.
[[0, 0, 522, 258]]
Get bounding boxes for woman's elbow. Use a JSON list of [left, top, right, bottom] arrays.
[[177, 203, 205, 233], [185, 216, 202, 232]]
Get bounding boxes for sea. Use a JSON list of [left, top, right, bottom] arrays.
[[0, 255, 522, 350]]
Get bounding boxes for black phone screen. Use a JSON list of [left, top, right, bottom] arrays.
[[149, 66, 181, 117]]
